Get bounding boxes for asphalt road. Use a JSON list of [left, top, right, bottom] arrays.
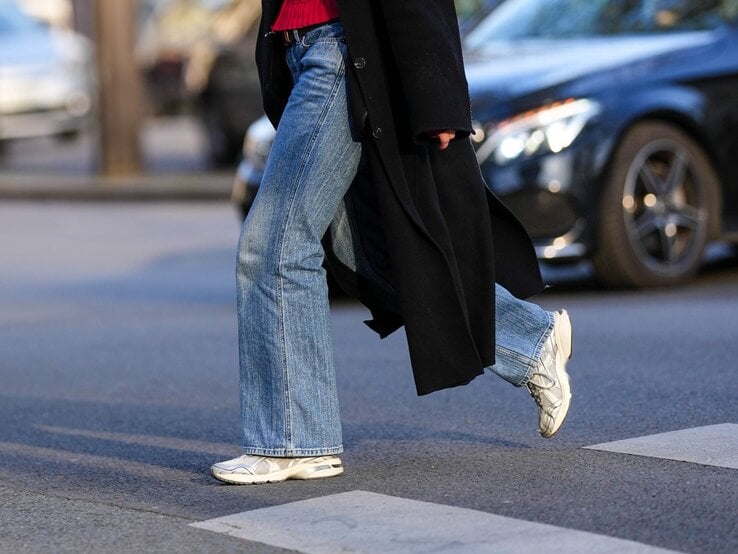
[[0, 201, 736, 553]]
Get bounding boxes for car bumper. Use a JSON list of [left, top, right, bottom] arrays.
[[481, 128, 613, 262]]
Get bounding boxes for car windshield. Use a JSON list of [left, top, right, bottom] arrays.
[[0, 6, 42, 35], [465, 0, 738, 47]]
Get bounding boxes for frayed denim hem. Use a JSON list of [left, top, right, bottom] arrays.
[[490, 310, 556, 388]]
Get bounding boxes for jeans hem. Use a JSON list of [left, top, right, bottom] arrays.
[[242, 445, 344, 457], [493, 346, 538, 387]]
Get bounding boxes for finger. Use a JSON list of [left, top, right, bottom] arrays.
[[428, 130, 455, 150]]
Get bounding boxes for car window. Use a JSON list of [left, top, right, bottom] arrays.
[[465, 0, 733, 47]]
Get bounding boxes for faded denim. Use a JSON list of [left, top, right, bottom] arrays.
[[236, 21, 554, 457]]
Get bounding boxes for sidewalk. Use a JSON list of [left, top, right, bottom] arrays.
[[0, 172, 234, 202], [0, 116, 235, 202]]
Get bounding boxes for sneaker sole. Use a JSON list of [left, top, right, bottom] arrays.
[[542, 310, 573, 438], [211, 462, 344, 485]]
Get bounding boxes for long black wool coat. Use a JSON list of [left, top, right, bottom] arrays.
[[255, 0, 544, 395]]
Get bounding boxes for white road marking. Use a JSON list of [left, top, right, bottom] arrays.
[[585, 423, 738, 470], [191, 490, 682, 553]]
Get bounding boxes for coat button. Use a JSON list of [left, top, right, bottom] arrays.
[[353, 57, 366, 69], [372, 127, 383, 139]]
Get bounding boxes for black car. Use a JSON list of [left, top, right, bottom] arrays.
[[234, 0, 738, 287], [464, 0, 738, 286]]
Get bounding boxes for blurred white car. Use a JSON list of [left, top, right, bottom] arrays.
[[231, 115, 273, 218], [0, 2, 95, 141]]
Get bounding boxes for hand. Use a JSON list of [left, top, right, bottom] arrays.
[[427, 129, 456, 150]]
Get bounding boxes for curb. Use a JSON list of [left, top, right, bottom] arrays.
[[0, 173, 234, 202]]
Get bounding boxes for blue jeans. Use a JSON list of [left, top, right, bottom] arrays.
[[236, 22, 554, 457]]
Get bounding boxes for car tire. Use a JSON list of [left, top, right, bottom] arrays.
[[592, 121, 721, 287]]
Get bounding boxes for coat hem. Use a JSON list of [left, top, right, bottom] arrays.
[[415, 367, 486, 396]]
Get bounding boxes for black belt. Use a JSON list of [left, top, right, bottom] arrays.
[[279, 18, 340, 44]]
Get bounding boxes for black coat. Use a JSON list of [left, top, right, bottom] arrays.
[[255, 0, 544, 395]]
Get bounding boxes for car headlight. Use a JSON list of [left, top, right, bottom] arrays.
[[476, 98, 601, 166]]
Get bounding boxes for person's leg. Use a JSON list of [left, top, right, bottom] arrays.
[[489, 283, 554, 387], [234, 24, 360, 458], [488, 283, 573, 438]]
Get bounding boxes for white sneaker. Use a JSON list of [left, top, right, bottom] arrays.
[[210, 454, 344, 485], [526, 310, 573, 438]]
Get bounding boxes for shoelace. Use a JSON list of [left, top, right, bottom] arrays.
[[526, 373, 561, 410]]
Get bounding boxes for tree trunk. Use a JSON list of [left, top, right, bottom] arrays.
[[94, 0, 142, 176]]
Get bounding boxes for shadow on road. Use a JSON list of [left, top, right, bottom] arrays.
[[538, 243, 738, 295]]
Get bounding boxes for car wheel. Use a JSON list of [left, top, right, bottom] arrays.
[[592, 121, 720, 287]]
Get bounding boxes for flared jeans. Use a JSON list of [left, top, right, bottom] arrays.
[[236, 22, 553, 457]]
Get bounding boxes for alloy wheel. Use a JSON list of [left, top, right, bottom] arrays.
[[621, 138, 708, 276]]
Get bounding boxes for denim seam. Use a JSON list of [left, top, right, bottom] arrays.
[[274, 42, 346, 453], [276, 44, 296, 452], [242, 445, 344, 457], [277, 45, 300, 451]]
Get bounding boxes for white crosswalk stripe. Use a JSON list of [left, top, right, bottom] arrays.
[[584, 423, 738, 469], [191, 490, 682, 553], [191, 425, 738, 551]]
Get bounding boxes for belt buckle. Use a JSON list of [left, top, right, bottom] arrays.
[[283, 29, 301, 44]]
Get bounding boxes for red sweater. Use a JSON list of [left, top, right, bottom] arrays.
[[272, 0, 339, 32]]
